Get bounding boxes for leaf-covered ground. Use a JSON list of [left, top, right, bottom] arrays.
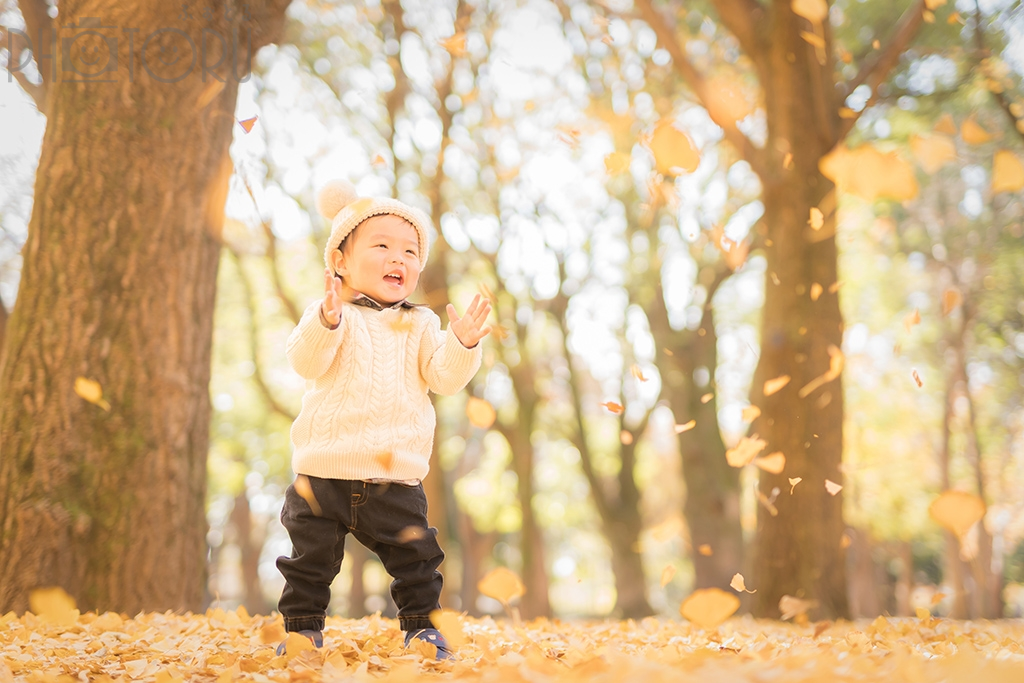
[[3, 608, 1024, 682]]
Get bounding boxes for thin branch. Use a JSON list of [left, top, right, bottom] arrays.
[[633, 0, 766, 176], [225, 246, 298, 422], [710, 0, 769, 66], [0, 25, 45, 108], [837, 0, 927, 142]]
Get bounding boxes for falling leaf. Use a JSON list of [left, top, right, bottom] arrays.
[[663, 348, 674, 356], [825, 479, 843, 496], [601, 401, 624, 414], [478, 567, 526, 605], [620, 430, 634, 445], [763, 375, 791, 397], [674, 420, 696, 434], [741, 405, 761, 422], [660, 565, 677, 587], [929, 490, 985, 537], [819, 144, 919, 202], [29, 587, 78, 627], [791, 0, 828, 23], [293, 475, 323, 517], [808, 207, 824, 230], [810, 283, 823, 301], [730, 573, 756, 594], [941, 288, 962, 316], [429, 609, 468, 647], [375, 452, 395, 471], [912, 369, 923, 387], [924, 0, 947, 7], [680, 588, 740, 629], [237, 116, 258, 133], [992, 149, 1024, 194], [704, 73, 758, 123], [872, 39, 881, 49], [698, 544, 714, 556], [828, 281, 842, 293], [960, 116, 993, 144], [466, 396, 497, 429], [754, 452, 786, 475], [645, 119, 700, 176], [371, 154, 388, 168], [605, 152, 631, 175], [779, 595, 818, 620], [726, 436, 767, 468], [922, 9, 935, 23], [630, 364, 648, 382], [840, 532, 853, 549], [478, 282, 497, 307], [755, 486, 779, 516], [903, 309, 921, 332], [783, 152, 793, 169], [934, 113, 957, 134], [798, 345, 844, 398], [74, 377, 111, 411], [910, 134, 957, 174], [788, 477, 803, 494], [439, 33, 467, 57], [948, 10, 963, 23], [397, 526, 427, 543], [700, 392, 714, 404], [799, 30, 825, 48], [814, 620, 833, 637]]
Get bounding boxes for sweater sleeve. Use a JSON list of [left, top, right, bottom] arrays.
[[286, 300, 344, 380], [419, 309, 483, 396]]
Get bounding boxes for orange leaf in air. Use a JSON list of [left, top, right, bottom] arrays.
[[293, 475, 323, 516], [74, 377, 111, 411], [680, 588, 740, 629], [809, 283, 823, 301], [754, 452, 786, 475], [601, 401, 624, 414], [903, 309, 921, 332], [960, 116, 993, 144], [631, 364, 648, 382], [620, 430, 634, 445], [478, 567, 526, 604], [439, 33, 468, 57], [791, 0, 828, 23], [29, 587, 79, 627], [910, 133, 957, 174], [808, 207, 824, 230], [645, 119, 700, 176], [763, 375, 791, 396], [660, 565, 677, 587], [788, 477, 802, 494], [941, 288, 962, 317], [674, 420, 696, 434], [779, 595, 818, 620], [798, 345, 844, 398], [430, 609, 468, 647], [398, 526, 427, 543], [375, 452, 395, 471], [698, 544, 713, 556], [819, 144, 919, 202], [700, 392, 714, 404], [726, 436, 767, 468], [929, 490, 986, 537], [605, 152, 631, 176], [238, 116, 258, 133], [992, 149, 1024, 194], [741, 405, 761, 422], [730, 573, 756, 594], [912, 369, 923, 387], [825, 479, 843, 496], [466, 396, 497, 429], [935, 113, 958, 134]]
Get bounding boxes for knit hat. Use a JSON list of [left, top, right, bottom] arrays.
[[317, 180, 431, 275]]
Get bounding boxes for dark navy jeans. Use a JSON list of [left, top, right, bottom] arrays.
[[276, 476, 444, 632]]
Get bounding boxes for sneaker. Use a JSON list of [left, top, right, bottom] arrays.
[[404, 627, 454, 660], [276, 629, 323, 656]]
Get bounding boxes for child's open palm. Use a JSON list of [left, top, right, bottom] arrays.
[[322, 267, 345, 325], [447, 294, 492, 348]]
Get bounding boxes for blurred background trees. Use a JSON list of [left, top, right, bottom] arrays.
[[1, 0, 1022, 620]]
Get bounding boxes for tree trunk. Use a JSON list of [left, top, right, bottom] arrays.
[[845, 528, 881, 618], [0, 1, 289, 614], [749, 7, 848, 619], [230, 491, 268, 615]]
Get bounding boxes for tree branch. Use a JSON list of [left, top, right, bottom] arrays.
[[225, 246, 298, 422], [837, 0, 927, 142], [710, 0, 769, 66], [634, 0, 766, 176], [973, 0, 1024, 144], [0, 24, 45, 109]]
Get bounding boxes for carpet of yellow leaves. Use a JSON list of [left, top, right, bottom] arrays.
[[3, 608, 1024, 682]]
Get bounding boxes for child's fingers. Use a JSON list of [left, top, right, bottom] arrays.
[[446, 303, 460, 323]]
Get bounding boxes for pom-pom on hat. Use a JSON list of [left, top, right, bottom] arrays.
[[317, 179, 431, 274]]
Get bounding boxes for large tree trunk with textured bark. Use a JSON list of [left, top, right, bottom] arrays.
[[748, 6, 848, 620], [0, 0, 289, 614]]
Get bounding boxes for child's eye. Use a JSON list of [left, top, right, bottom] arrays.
[[406, 250, 416, 255]]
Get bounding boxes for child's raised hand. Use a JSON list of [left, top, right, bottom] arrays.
[[447, 294, 492, 348], [322, 267, 344, 325]]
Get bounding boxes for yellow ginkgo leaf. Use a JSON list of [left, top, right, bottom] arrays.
[[466, 396, 497, 429], [779, 595, 818, 620], [439, 33, 467, 57], [810, 283, 823, 301], [961, 116, 993, 145], [680, 588, 740, 629], [430, 609, 468, 647], [934, 113, 958, 134], [704, 73, 758, 123], [700, 392, 714, 404], [698, 544, 713, 556], [726, 436, 767, 468], [741, 405, 761, 422], [754, 452, 786, 475], [604, 152, 631, 176], [281, 631, 315, 657], [763, 375, 791, 397], [730, 573, 756, 594], [825, 479, 843, 496], [397, 526, 426, 543], [788, 477, 803, 494], [601, 401, 624, 414], [992, 149, 1024, 194], [29, 587, 79, 627], [660, 565, 677, 587], [798, 345, 844, 398], [791, 0, 828, 23], [478, 567, 526, 605], [929, 490, 985, 537], [74, 377, 110, 411], [674, 420, 696, 434], [941, 288, 962, 317], [910, 134, 957, 174], [819, 144, 919, 202], [924, 0, 947, 8], [630, 364, 648, 382], [904, 308, 921, 332], [799, 30, 825, 48], [237, 116, 258, 134], [620, 430, 634, 445], [645, 119, 700, 176], [808, 207, 824, 230], [293, 475, 324, 517]]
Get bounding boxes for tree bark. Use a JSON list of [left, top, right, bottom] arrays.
[[230, 491, 269, 615], [0, 0, 290, 614]]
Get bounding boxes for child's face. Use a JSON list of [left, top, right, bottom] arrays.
[[333, 214, 422, 305]]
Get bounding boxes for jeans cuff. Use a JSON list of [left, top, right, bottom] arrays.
[[284, 615, 326, 632], [400, 615, 434, 631]]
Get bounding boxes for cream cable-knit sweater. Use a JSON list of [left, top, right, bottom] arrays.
[[287, 299, 482, 482]]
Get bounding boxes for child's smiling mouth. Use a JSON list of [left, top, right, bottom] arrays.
[[384, 272, 404, 286]]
